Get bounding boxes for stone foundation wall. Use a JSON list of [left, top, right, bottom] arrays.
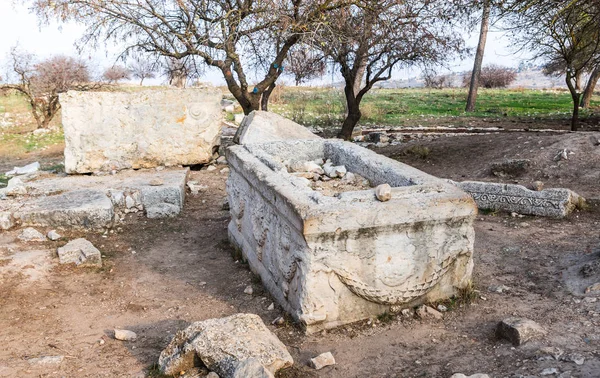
[[60, 89, 222, 173], [226, 140, 477, 332]]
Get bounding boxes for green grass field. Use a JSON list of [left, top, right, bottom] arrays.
[[269, 87, 599, 127]]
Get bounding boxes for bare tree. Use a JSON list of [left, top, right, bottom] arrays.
[[31, 0, 350, 115], [463, 64, 516, 88], [102, 64, 130, 83], [129, 58, 156, 86], [1, 48, 96, 129], [285, 46, 326, 86], [506, 0, 600, 130], [465, 0, 492, 112], [313, 0, 467, 140], [581, 66, 600, 108]]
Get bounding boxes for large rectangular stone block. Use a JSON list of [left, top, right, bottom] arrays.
[[226, 140, 477, 333], [60, 89, 223, 173], [456, 181, 582, 217]]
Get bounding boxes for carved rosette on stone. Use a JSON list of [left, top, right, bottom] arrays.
[[226, 139, 477, 333]]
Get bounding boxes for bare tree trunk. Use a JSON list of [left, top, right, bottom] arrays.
[[354, 60, 367, 96], [260, 83, 276, 111], [465, 0, 491, 112], [581, 66, 600, 108], [338, 84, 361, 140], [566, 72, 580, 131], [576, 71, 583, 92]]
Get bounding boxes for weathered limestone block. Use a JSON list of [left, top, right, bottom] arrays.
[[1, 169, 188, 229], [496, 317, 546, 346], [14, 190, 115, 229], [455, 181, 582, 217], [57, 238, 102, 267], [226, 139, 477, 332], [158, 314, 293, 377], [60, 89, 222, 173], [233, 111, 320, 144]]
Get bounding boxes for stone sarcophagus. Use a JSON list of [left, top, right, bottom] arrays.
[[226, 140, 477, 332]]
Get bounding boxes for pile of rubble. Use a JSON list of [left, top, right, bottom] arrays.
[[285, 158, 373, 196]]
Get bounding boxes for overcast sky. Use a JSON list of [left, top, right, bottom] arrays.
[[0, 2, 533, 86]]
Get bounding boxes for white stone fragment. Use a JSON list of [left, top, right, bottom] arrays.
[[322, 162, 347, 178], [158, 314, 293, 377], [450, 374, 490, 378], [18, 227, 46, 242], [57, 238, 102, 267], [290, 161, 324, 175], [375, 183, 392, 202], [6, 161, 40, 176], [5, 177, 27, 196], [0, 212, 14, 230], [114, 329, 137, 341], [309, 352, 335, 370], [47, 230, 61, 241], [244, 285, 254, 295]]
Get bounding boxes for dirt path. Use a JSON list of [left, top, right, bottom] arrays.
[[1, 132, 600, 378]]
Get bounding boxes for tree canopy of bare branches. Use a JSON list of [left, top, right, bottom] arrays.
[[129, 57, 157, 86], [1, 48, 95, 129], [102, 65, 131, 83], [312, 0, 467, 139], [504, 0, 600, 130], [285, 46, 326, 86], [31, 0, 351, 114]]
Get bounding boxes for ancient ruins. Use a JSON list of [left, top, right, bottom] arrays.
[[226, 119, 478, 331]]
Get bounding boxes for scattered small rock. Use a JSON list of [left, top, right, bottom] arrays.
[[0, 212, 14, 230], [272, 316, 285, 326], [47, 230, 61, 241], [125, 196, 136, 209], [27, 355, 64, 364], [528, 181, 544, 191], [584, 282, 600, 294], [537, 346, 563, 361], [496, 317, 546, 346], [206, 165, 217, 172], [216, 156, 227, 165], [450, 374, 490, 378], [400, 308, 414, 317], [207, 372, 220, 378], [244, 286, 253, 295], [562, 353, 585, 365], [580, 260, 600, 277], [437, 304, 448, 312], [114, 329, 137, 341], [5, 176, 27, 195], [541, 367, 558, 376], [375, 184, 392, 202], [149, 178, 164, 186], [416, 305, 443, 320], [488, 285, 510, 293], [290, 160, 324, 175], [220, 168, 230, 174], [57, 238, 102, 267], [18, 227, 46, 242], [188, 181, 208, 194], [554, 149, 569, 161], [267, 303, 275, 311], [322, 162, 346, 178], [309, 352, 335, 370]]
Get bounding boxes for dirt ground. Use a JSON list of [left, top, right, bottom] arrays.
[[1, 129, 600, 378]]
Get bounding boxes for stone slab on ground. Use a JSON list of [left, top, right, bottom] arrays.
[[60, 89, 222, 173], [226, 139, 476, 333], [233, 111, 320, 145], [158, 313, 293, 378], [496, 317, 546, 346], [0, 168, 188, 230], [57, 238, 102, 267], [455, 180, 582, 217]]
